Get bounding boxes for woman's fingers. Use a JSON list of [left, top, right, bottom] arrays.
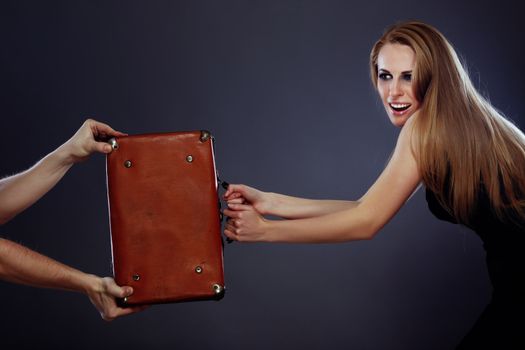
[[226, 197, 245, 204], [224, 189, 242, 200], [223, 208, 241, 218], [224, 184, 242, 198], [227, 203, 253, 211], [224, 228, 238, 241]]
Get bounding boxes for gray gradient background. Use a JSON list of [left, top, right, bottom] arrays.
[[1, 1, 524, 349]]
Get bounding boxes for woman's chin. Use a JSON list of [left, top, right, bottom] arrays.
[[389, 115, 410, 127], [388, 109, 417, 127]]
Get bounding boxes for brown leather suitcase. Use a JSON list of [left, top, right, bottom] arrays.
[[105, 130, 225, 305]]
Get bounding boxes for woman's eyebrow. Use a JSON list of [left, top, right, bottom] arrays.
[[378, 69, 413, 74]]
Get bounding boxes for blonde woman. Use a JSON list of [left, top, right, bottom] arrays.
[[223, 21, 524, 348]]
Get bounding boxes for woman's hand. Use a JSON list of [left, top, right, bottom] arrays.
[[60, 119, 127, 164], [223, 184, 272, 215], [86, 276, 147, 321], [223, 203, 269, 242]]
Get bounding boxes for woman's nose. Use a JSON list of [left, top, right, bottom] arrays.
[[389, 81, 403, 97]]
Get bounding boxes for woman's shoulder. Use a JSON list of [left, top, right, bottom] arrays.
[[396, 114, 419, 157], [400, 113, 419, 134]]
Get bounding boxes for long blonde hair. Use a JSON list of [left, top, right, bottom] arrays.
[[370, 21, 525, 225]]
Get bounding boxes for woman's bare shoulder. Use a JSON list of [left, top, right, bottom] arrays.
[[396, 113, 423, 159]]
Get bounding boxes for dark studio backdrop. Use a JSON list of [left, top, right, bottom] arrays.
[[1, 1, 524, 349]]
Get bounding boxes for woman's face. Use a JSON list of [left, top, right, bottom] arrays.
[[376, 43, 420, 127]]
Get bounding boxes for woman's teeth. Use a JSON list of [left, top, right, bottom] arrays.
[[389, 103, 411, 112]]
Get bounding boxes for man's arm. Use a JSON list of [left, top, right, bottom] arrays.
[[0, 119, 126, 225], [0, 238, 145, 321], [0, 119, 145, 320]]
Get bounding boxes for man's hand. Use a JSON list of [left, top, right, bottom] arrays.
[[86, 276, 147, 321]]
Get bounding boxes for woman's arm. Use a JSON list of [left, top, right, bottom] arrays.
[[268, 194, 359, 219], [224, 184, 358, 219], [0, 119, 126, 225], [223, 118, 421, 243], [0, 238, 145, 320]]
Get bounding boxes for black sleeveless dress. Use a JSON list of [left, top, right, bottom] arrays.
[[426, 188, 525, 349]]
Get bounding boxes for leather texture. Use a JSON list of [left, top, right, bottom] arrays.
[[106, 131, 224, 305]]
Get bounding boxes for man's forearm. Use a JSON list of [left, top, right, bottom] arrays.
[[0, 238, 94, 292], [0, 146, 73, 224]]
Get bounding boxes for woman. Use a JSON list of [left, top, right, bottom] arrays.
[[0, 119, 145, 321], [223, 21, 525, 348]]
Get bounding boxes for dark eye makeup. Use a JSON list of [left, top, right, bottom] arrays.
[[378, 72, 412, 82], [378, 73, 392, 80]]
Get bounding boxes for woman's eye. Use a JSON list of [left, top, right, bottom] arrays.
[[402, 73, 412, 81], [378, 73, 392, 80]]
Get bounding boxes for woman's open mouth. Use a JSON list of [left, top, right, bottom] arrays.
[[388, 103, 412, 116], [389, 103, 411, 113]]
